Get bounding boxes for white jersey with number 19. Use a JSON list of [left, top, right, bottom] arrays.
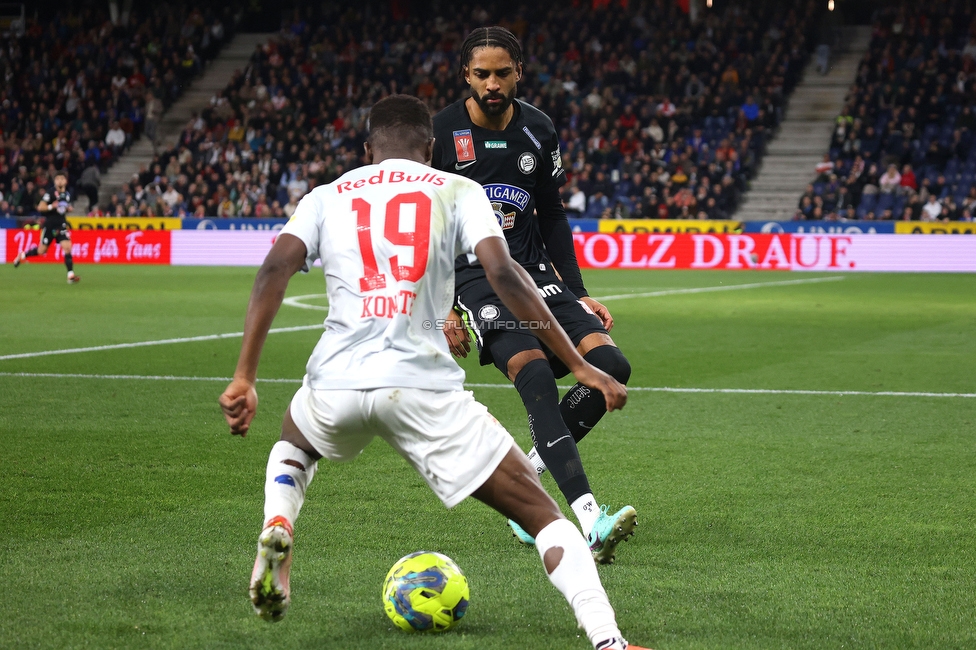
[[279, 157, 504, 392]]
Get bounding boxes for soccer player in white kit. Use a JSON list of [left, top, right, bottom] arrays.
[[219, 95, 647, 650]]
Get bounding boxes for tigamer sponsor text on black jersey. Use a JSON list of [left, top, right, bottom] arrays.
[[432, 99, 567, 285]]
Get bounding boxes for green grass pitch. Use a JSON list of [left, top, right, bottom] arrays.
[[1, 264, 974, 649]]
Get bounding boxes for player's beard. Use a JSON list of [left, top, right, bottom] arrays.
[[472, 85, 516, 117]]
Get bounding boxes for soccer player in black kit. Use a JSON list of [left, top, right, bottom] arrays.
[[13, 170, 80, 284], [431, 27, 636, 564]]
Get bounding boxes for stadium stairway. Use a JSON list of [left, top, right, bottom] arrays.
[[98, 33, 269, 210], [737, 25, 872, 222]]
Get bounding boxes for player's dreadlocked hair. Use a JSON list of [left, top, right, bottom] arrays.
[[457, 26, 523, 79], [366, 94, 433, 151]]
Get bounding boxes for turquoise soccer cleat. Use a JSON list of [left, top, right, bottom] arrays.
[[587, 505, 637, 564], [507, 519, 536, 545]]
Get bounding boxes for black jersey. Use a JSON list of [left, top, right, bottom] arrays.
[[432, 99, 567, 285], [41, 189, 72, 229]]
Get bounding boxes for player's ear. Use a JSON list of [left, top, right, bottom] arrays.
[[424, 138, 434, 164], [364, 141, 373, 164], [516, 64, 523, 82]]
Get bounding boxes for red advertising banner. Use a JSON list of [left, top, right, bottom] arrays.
[[5, 229, 171, 265], [571, 232, 976, 272], [572, 233, 821, 270]]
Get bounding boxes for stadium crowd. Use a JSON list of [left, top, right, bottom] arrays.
[[0, 5, 235, 216], [796, 1, 976, 222], [96, 0, 822, 220]]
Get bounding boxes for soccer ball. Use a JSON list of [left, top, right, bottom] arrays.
[[382, 551, 469, 632]]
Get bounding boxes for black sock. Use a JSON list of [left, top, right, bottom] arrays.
[[64, 254, 74, 272], [514, 358, 591, 504], [560, 346, 632, 443], [24, 247, 38, 258]]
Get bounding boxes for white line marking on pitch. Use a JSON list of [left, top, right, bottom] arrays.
[[282, 294, 329, 311], [465, 383, 976, 398], [0, 372, 302, 383], [0, 276, 842, 362], [277, 276, 846, 313], [1, 373, 971, 398], [0, 324, 323, 361], [595, 276, 844, 301]]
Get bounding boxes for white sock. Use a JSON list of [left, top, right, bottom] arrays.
[[571, 493, 600, 538], [535, 518, 620, 648], [263, 440, 317, 527], [526, 446, 548, 476]]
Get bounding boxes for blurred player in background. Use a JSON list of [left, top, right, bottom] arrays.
[[219, 95, 646, 650], [13, 170, 80, 284], [431, 27, 636, 561]]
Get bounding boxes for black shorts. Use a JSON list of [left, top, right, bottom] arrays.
[[41, 222, 70, 246], [455, 263, 605, 377]]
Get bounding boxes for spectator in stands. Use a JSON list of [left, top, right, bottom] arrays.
[[105, 121, 127, 156], [922, 194, 943, 221], [959, 106, 976, 132], [963, 187, 976, 214], [898, 164, 918, 195], [816, 44, 830, 75], [879, 164, 902, 194], [565, 184, 587, 217], [77, 163, 101, 207], [815, 155, 834, 180], [643, 119, 665, 145], [797, 195, 814, 219], [741, 96, 760, 124], [831, 186, 854, 214]]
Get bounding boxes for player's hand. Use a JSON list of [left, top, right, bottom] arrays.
[[219, 378, 258, 437], [580, 297, 613, 332], [571, 364, 627, 411], [443, 309, 470, 358]]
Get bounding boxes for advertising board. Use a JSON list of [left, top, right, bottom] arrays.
[[4, 229, 171, 264], [571, 233, 976, 272]]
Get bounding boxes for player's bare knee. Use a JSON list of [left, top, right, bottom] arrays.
[[506, 349, 547, 383], [280, 406, 321, 460], [543, 546, 564, 575], [577, 332, 614, 356]]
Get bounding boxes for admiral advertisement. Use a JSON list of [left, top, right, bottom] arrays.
[[599, 219, 742, 234], [894, 222, 976, 235], [66, 217, 182, 230]]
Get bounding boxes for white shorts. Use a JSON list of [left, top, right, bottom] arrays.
[[289, 383, 516, 508]]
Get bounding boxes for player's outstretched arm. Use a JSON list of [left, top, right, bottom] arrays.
[[219, 233, 308, 436], [474, 236, 626, 411]]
